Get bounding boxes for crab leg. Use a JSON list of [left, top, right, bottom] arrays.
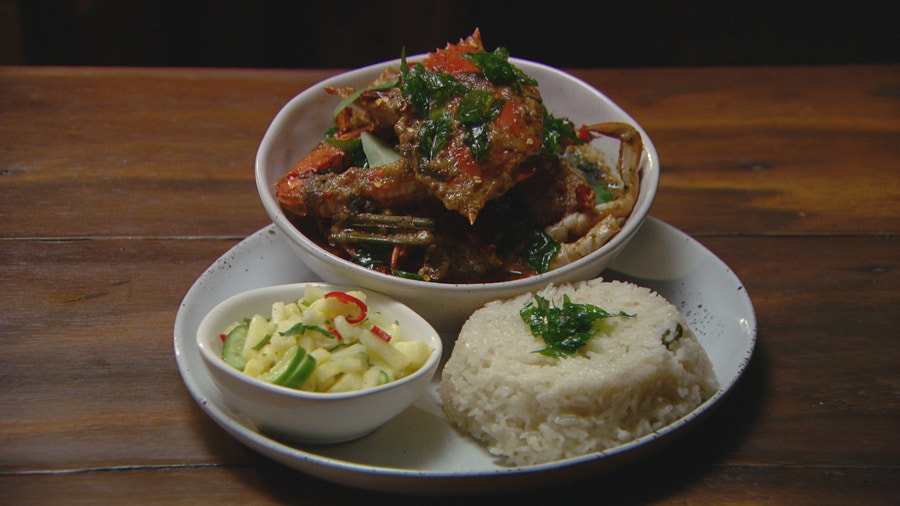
[[546, 122, 643, 269]]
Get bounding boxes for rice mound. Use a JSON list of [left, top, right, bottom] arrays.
[[438, 279, 718, 466]]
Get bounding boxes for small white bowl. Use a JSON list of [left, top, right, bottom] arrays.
[[196, 283, 442, 444], [256, 57, 659, 332]]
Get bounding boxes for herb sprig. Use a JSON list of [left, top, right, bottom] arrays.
[[520, 294, 633, 357]]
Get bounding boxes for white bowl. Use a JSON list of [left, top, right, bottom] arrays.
[[196, 283, 442, 444], [256, 57, 659, 332]]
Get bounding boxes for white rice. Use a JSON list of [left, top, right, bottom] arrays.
[[438, 279, 718, 466]]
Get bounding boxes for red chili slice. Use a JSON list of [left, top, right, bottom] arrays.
[[370, 325, 392, 342], [324, 291, 367, 323], [219, 333, 227, 342]]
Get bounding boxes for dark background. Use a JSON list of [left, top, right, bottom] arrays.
[[3, 0, 898, 68]]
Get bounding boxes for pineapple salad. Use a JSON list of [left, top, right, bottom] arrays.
[[219, 285, 434, 393]]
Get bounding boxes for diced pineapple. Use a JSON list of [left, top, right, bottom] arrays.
[[331, 343, 367, 358], [359, 329, 411, 371], [345, 290, 367, 303], [333, 353, 367, 375], [270, 301, 286, 323], [362, 367, 391, 389], [225, 287, 424, 394], [276, 314, 302, 334], [314, 359, 344, 384], [310, 347, 331, 363], [332, 315, 361, 344], [242, 314, 270, 358], [302, 285, 327, 305], [328, 372, 363, 393], [394, 340, 433, 371], [243, 356, 266, 378]]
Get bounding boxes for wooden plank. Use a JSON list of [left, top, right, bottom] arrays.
[[2, 66, 898, 239], [1, 235, 895, 471]]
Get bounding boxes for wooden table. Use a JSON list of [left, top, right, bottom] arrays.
[[1, 64, 897, 504]]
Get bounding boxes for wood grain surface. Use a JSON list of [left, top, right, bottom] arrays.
[[1, 64, 898, 504]]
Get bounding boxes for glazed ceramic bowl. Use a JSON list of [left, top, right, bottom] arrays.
[[256, 57, 659, 332], [197, 283, 442, 444]]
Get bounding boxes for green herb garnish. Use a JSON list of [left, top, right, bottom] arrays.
[[541, 109, 582, 159], [401, 52, 467, 116], [280, 322, 337, 340], [391, 269, 430, 281], [456, 89, 505, 125], [463, 47, 537, 89], [418, 113, 453, 160], [455, 89, 505, 161], [662, 323, 684, 350], [522, 230, 561, 274], [520, 294, 634, 357]]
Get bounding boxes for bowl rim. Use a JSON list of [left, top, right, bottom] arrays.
[[255, 57, 659, 292], [196, 282, 443, 400]]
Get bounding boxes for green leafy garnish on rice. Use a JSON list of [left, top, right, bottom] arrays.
[[519, 294, 633, 357]]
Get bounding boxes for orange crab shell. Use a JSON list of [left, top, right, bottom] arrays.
[[421, 29, 484, 76]]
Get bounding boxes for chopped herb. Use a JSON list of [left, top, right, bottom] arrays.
[[455, 90, 505, 161], [522, 230, 561, 274], [280, 322, 337, 340], [662, 323, 684, 350], [391, 269, 430, 281], [541, 109, 582, 159], [418, 113, 453, 160], [464, 123, 490, 161], [456, 89, 505, 125], [401, 53, 467, 116], [520, 294, 634, 357], [463, 48, 537, 89]]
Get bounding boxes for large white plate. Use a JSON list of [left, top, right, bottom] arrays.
[[173, 217, 756, 495]]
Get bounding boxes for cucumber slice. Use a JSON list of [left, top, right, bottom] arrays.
[[262, 345, 304, 385], [222, 324, 248, 371], [283, 350, 317, 388]]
